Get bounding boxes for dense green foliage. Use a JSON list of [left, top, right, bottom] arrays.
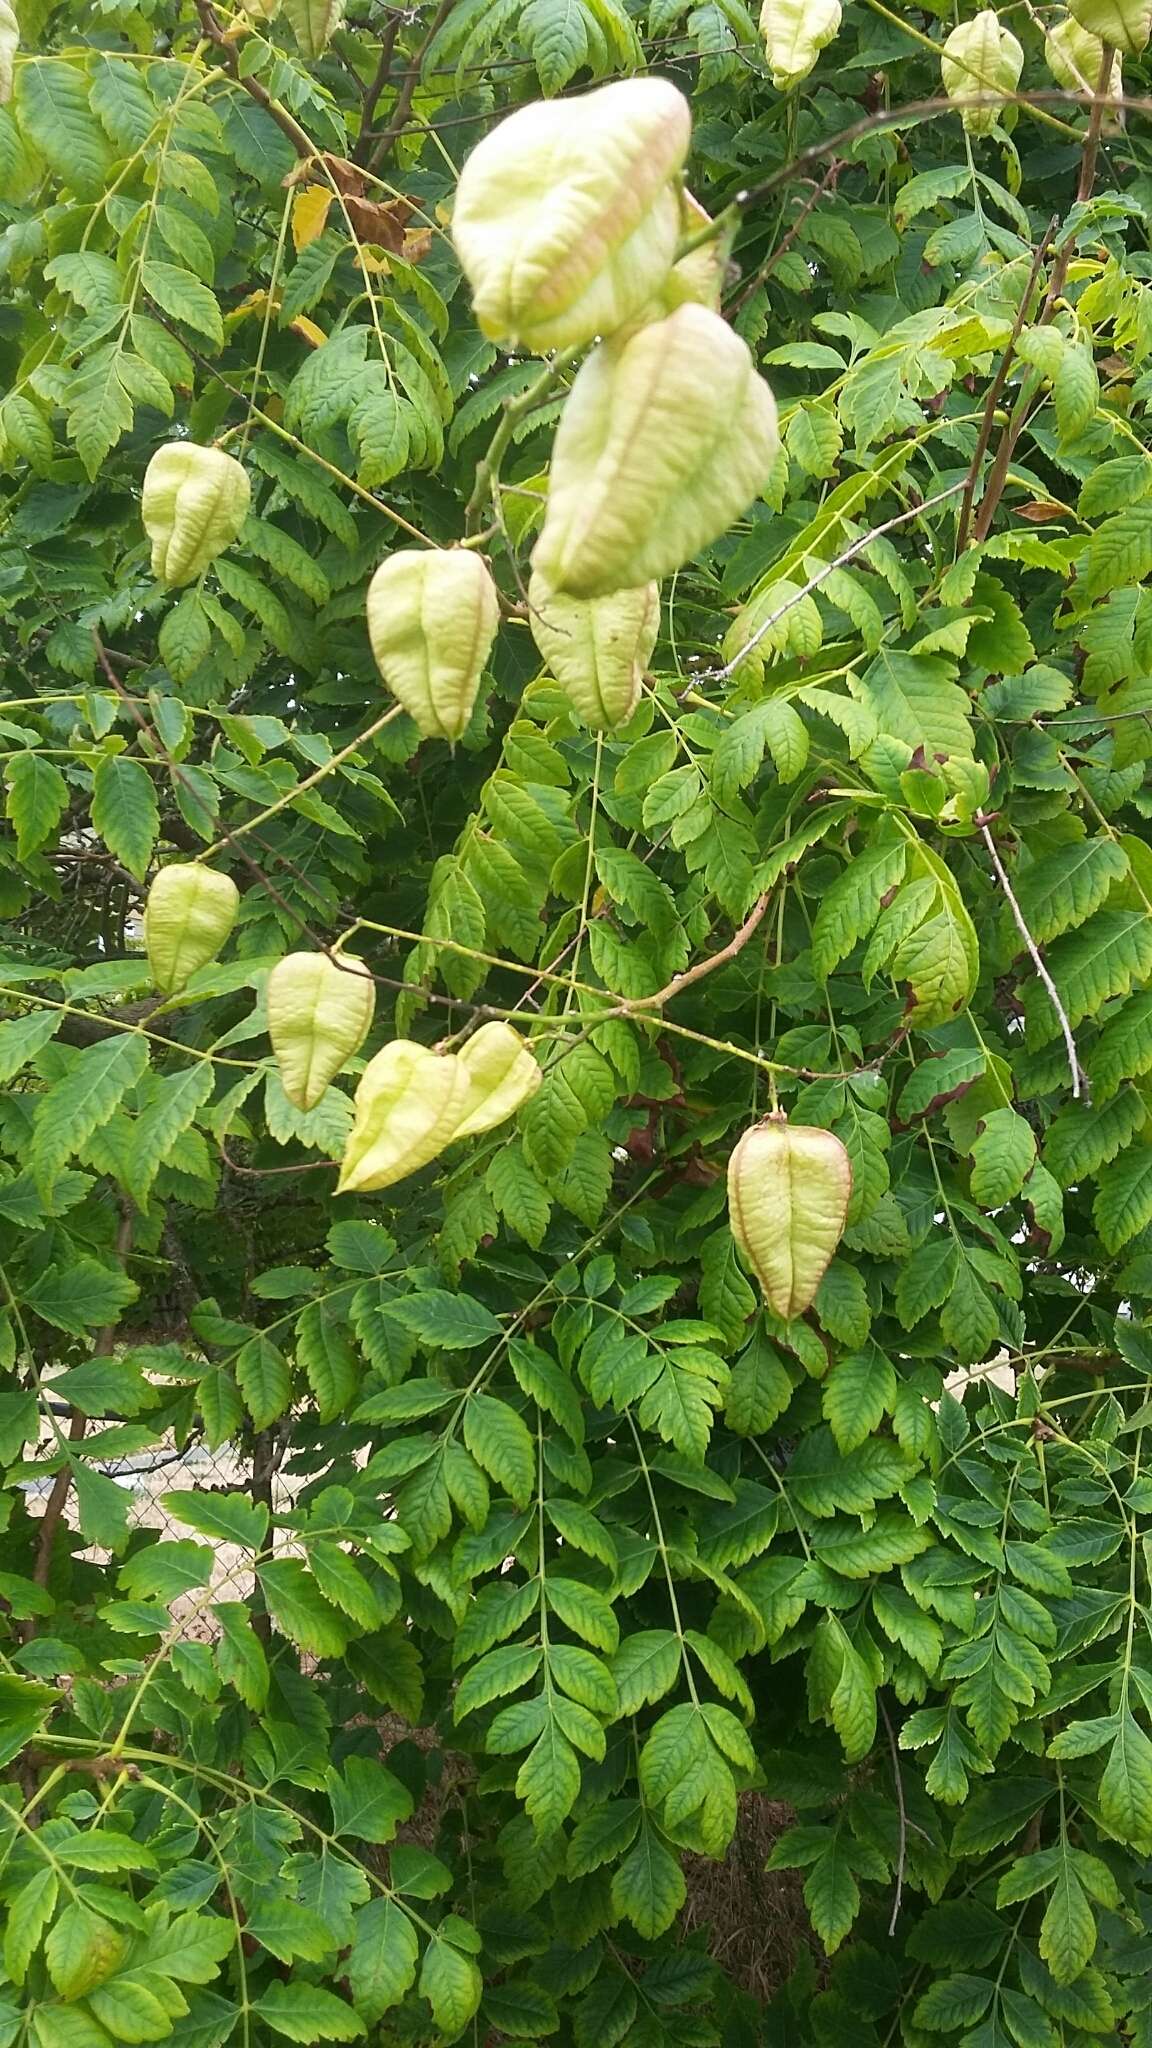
[[3, 1, 1152, 2044]]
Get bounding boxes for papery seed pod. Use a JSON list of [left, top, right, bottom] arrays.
[[282, 0, 344, 55], [657, 192, 726, 315], [267, 953, 376, 1113], [144, 864, 240, 995], [451, 1022, 542, 1141], [528, 571, 659, 730], [337, 1040, 469, 1194], [759, 0, 842, 89], [1046, 14, 1124, 100], [1068, 0, 1151, 50], [533, 304, 779, 599], [0, 0, 18, 103], [142, 443, 251, 588], [451, 78, 691, 352], [366, 548, 500, 743], [941, 12, 1024, 134], [727, 1117, 852, 1321]]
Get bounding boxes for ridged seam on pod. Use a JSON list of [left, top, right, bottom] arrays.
[[1046, 15, 1123, 99], [144, 864, 240, 995], [528, 571, 659, 730], [366, 548, 500, 743], [282, 0, 345, 55], [727, 1118, 852, 1321], [759, 0, 842, 90], [1068, 0, 1151, 50], [451, 1022, 542, 1140], [142, 443, 251, 588], [0, 0, 18, 102], [532, 304, 779, 599], [267, 953, 376, 1113], [941, 12, 1024, 134], [337, 1041, 470, 1194], [451, 78, 692, 353]]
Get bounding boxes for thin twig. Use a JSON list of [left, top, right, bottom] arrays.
[[193, 0, 315, 158], [622, 894, 771, 1011], [366, 0, 460, 171], [879, 1696, 908, 1938], [726, 162, 844, 319], [706, 482, 967, 683], [956, 224, 1055, 554], [353, 9, 402, 167], [979, 820, 1087, 1102]]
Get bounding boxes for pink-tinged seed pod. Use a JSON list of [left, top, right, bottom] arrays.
[[451, 78, 692, 352], [533, 305, 779, 599], [727, 1118, 852, 1320]]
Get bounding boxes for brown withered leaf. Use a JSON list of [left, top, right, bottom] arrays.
[[1016, 501, 1068, 523], [345, 194, 413, 253]]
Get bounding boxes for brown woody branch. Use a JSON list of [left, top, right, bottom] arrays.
[[352, 9, 403, 168], [194, 0, 316, 159], [956, 222, 1055, 555], [623, 894, 771, 1012], [365, 0, 460, 171]]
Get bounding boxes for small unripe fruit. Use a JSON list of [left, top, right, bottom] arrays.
[[337, 1040, 469, 1194], [1068, 0, 1150, 51], [728, 1118, 852, 1320], [759, 0, 842, 89], [142, 443, 251, 588], [267, 953, 376, 1112], [528, 572, 659, 730], [366, 549, 499, 743], [144, 864, 239, 994], [941, 12, 1024, 135]]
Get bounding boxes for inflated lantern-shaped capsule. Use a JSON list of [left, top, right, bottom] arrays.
[[144, 864, 240, 994], [533, 305, 779, 599], [267, 953, 376, 1112], [282, 0, 344, 54], [451, 1022, 542, 1141], [1046, 16, 1123, 103], [451, 78, 692, 353], [727, 1117, 852, 1321], [759, 0, 843, 89], [528, 571, 659, 731], [941, 12, 1024, 133], [142, 443, 251, 587], [1068, 0, 1151, 50], [337, 1040, 470, 1194], [366, 548, 500, 743]]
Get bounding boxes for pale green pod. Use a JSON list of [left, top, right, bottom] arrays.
[[727, 1118, 852, 1321], [142, 443, 251, 588], [451, 78, 691, 352], [1068, 0, 1150, 50], [337, 1040, 469, 1194], [0, 0, 18, 104], [144, 864, 240, 995], [267, 953, 376, 1113], [941, 12, 1024, 134], [1046, 16, 1124, 104], [759, 0, 842, 88], [282, 0, 344, 55], [452, 1022, 542, 1141], [366, 549, 500, 743], [533, 304, 779, 599], [528, 570, 659, 730], [652, 192, 726, 318]]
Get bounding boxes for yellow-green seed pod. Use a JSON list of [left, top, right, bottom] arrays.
[[654, 192, 726, 317], [366, 548, 500, 743], [0, 0, 18, 103], [533, 305, 779, 600], [144, 863, 240, 995], [1068, 0, 1150, 50], [451, 78, 691, 353], [1046, 14, 1123, 95], [282, 0, 344, 55], [267, 953, 376, 1113], [142, 443, 251, 588], [528, 570, 659, 730], [759, 0, 842, 89], [337, 1040, 469, 1194], [452, 1022, 542, 1141], [941, 12, 1024, 134], [727, 1118, 852, 1321]]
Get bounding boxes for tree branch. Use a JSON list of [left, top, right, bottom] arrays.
[[352, 9, 402, 167], [365, 0, 460, 171], [956, 223, 1055, 555], [979, 820, 1088, 1102], [623, 894, 771, 1012], [193, 0, 316, 160]]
